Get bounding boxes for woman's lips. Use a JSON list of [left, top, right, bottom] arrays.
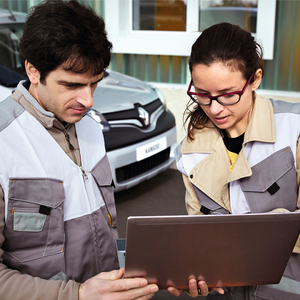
[[212, 116, 229, 125]]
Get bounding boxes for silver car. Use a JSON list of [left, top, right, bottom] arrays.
[[0, 8, 177, 192]]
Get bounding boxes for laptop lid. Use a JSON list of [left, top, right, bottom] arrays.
[[124, 213, 300, 289]]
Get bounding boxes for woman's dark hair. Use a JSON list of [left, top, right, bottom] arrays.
[[19, 0, 112, 83], [185, 22, 264, 140]]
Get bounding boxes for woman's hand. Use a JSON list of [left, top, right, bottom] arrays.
[[167, 278, 224, 298]]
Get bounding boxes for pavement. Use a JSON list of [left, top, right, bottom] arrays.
[[115, 168, 186, 238]]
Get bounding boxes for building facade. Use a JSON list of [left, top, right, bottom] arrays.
[[1, 0, 299, 94]]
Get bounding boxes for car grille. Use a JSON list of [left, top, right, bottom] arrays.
[[104, 110, 175, 152], [104, 99, 162, 123], [115, 147, 171, 183]]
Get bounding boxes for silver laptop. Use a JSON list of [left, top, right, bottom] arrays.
[[124, 213, 300, 289]]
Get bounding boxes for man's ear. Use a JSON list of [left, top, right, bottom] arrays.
[[251, 68, 262, 91], [25, 60, 40, 84]]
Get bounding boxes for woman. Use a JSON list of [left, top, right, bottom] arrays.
[[169, 23, 300, 299]]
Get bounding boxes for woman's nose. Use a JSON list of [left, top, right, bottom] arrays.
[[209, 99, 224, 115]]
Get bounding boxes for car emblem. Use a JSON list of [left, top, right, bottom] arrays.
[[138, 107, 150, 126]]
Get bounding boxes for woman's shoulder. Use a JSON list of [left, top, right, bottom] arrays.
[[268, 97, 300, 115], [256, 93, 300, 114]]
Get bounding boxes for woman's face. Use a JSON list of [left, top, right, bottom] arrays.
[[191, 62, 261, 138]]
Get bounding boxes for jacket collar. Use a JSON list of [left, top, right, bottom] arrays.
[[13, 80, 75, 131], [244, 94, 275, 144], [182, 94, 275, 154]]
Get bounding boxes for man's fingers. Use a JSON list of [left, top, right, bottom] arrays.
[[95, 268, 159, 296], [79, 274, 158, 300], [118, 284, 159, 300], [96, 268, 124, 281], [101, 276, 158, 297], [108, 283, 158, 300]]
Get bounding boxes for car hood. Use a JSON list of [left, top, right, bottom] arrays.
[[93, 70, 159, 114], [0, 9, 27, 23]]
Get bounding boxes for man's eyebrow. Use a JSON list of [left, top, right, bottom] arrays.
[[58, 81, 85, 86], [58, 77, 103, 86], [94, 76, 104, 84]]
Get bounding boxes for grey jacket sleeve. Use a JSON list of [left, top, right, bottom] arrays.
[[0, 185, 81, 300]]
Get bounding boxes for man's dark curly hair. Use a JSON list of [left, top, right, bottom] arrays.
[[19, 0, 112, 83]]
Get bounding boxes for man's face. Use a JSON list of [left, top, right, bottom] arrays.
[[32, 65, 103, 123]]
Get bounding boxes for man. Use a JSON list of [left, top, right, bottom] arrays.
[[0, 0, 158, 299]]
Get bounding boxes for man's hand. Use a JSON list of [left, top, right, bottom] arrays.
[[167, 278, 224, 298], [79, 268, 159, 300]]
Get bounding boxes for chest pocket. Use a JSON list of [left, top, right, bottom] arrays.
[[3, 178, 65, 266], [240, 147, 298, 213]]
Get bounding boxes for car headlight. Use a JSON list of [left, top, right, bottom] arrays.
[[150, 85, 167, 109], [88, 109, 110, 132]]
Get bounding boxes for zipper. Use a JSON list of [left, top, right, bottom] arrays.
[[63, 130, 88, 180], [64, 130, 78, 166], [80, 166, 88, 180], [62, 127, 111, 225]]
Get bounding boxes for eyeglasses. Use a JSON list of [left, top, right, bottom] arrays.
[[187, 73, 254, 106]]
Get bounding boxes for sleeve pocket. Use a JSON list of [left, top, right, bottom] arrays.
[[240, 147, 298, 213]]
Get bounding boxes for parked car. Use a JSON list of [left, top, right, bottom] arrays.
[[0, 8, 177, 192]]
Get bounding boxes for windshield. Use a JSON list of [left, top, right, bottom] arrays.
[[0, 23, 26, 78]]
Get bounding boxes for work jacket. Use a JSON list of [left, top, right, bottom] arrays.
[[175, 95, 300, 300], [0, 81, 119, 300]]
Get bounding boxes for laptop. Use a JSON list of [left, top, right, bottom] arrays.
[[123, 213, 300, 289]]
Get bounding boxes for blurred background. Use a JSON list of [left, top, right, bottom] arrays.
[[1, 0, 299, 93], [2, 0, 299, 144]]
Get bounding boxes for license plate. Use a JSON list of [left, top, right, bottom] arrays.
[[136, 137, 167, 161]]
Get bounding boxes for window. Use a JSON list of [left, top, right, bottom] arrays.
[[133, 0, 186, 31], [199, 0, 257, 33], [105, 0, 276, 59]]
